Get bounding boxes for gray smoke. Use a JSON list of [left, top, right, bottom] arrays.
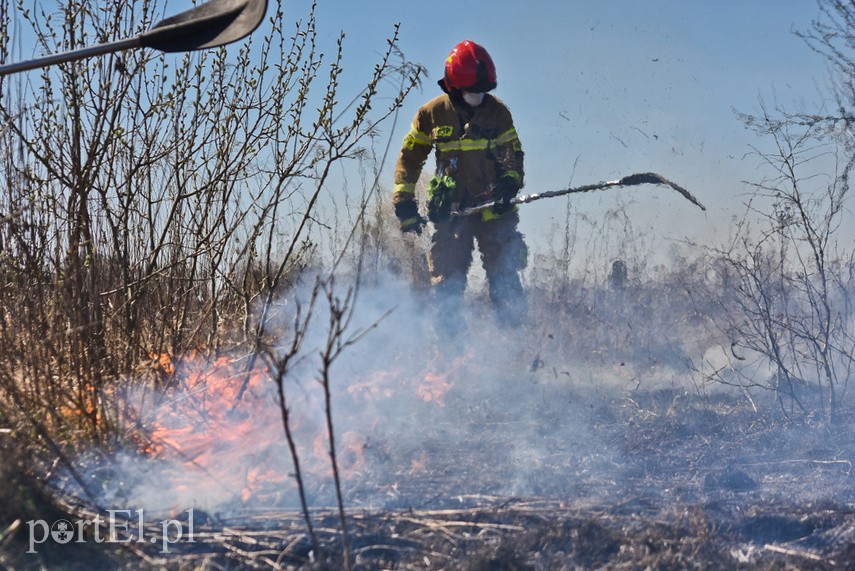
[[72, 268, 637, 516]]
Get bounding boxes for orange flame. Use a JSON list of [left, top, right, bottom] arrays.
[[417, 372, 452, 406], [133, 346, 472, 505], [135, 351, 382, 505], [309, 430, 366, 480], [137, 353, 291, 503]]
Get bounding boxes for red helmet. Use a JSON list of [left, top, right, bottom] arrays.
[[441, 40, 497, 92]]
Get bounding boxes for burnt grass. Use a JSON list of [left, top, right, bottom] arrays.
[[30, 373, 855, 569], [6, 318, 855, 569], [328, 371, 855, 570]]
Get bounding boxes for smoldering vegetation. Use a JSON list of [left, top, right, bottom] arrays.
[[26, 255, 855, 570], [8, 228, 855, 569]]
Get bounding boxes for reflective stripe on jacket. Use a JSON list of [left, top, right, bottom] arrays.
[[393, 93, 524, 208]]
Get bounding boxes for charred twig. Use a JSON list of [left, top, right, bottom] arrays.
[[121, 544, 168, 567], [0, 519, 20, 549], [741, 458, 853, 474], [353, 542, 452, 563], [275, 533, 310, 566], [397, 516, 526, 534], [763, 544, 824, 562], [220, 540, 284, 570], [314, 276, 391, 570], [267, 287, 322, 557], [319, 279, 357, 571]]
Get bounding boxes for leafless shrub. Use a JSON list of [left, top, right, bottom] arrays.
[[698, 3, 855, 422], [795, 1, 855, 165], [708, 103, 855, 421], [0, 4, 422, 555]]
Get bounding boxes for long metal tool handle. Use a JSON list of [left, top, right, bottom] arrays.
[[0, 0, 266, 77], [452, 172, 706, 217], [0, 37, 141, 76]]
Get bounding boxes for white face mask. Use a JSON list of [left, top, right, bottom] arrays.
[[462, 91, 485, 107]]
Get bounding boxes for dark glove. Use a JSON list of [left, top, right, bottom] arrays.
[[491, 176, 519, 215], [394, 199, 425, 235]]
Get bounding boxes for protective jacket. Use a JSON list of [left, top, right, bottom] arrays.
[[393, 93, 524, 214]]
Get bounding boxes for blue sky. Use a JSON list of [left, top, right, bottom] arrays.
[[295, 0, 831, 256]]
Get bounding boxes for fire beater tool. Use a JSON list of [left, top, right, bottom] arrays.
[[452, 172, 706, 218], [0, 0, 268, 76]]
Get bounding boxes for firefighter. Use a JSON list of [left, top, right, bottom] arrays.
[[393, 40, 528, 334]]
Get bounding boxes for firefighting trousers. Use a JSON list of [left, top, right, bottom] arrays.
[[428, 211, 528, 330]]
